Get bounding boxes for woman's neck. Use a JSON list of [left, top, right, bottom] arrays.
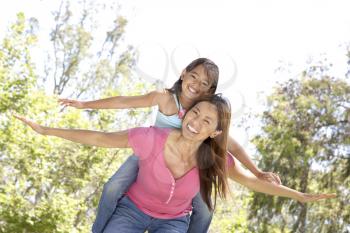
[[171, 130, 201, 165]]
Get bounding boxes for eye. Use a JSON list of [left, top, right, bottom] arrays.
[[202, 82, 209, 87], [193, 110, 198, 114], [204, 120, 210, 124], [191, 75, 197, 79]]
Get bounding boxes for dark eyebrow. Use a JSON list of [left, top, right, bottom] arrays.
[[191, 71, 199, 76], [204, 116, 213, 122], [192, 71, 209, 83], [194, 106, 213, 121]]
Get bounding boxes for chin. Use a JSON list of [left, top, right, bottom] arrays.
[[189, 94, 201, 102], [183, 129, 198, 140], [185, 89, 199, 99]]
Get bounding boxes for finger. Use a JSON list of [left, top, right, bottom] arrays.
[[58, 101, 66, 105], [312, 195, 324, 201], [58, 98, 70, 101], [58, 99, 73, 104], [316, 194, 331, 201], [59, 101, 72, 106], [302, 195, 320, 202], [262, 174, 277, 184], [263, 173, 280, 185], [259, 174, 270, 182], [60, 100, 71, 104], [308, 193, 336, 202], [268, 176, 278, 184], [273, 173, 282, 185], [313, 193, 335, 200], [58, 98, 67, 103], [61, 103, 72, 107], [13, 114, 25, 122], [14, 115, 32, 126], [323, 193, 337, 199]]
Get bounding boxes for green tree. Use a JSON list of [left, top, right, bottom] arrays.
[[210, 182, 250, 233], [0, 1, 154, 232], [0, 12, 36, 113], [248, 54, 350, 233], [45, 0, 138, 99]]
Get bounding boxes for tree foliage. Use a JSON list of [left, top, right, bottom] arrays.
[[248, 54, 350, 233], [0, 2, 153, 232], [0, 12, 36, 114]]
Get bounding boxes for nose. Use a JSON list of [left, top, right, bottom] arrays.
[[191, 79, 200, 90], [189, 116, 201, 130]]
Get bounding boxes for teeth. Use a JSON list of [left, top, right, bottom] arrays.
[[188, 87, 198, 94], [187, 124, 198, 134]]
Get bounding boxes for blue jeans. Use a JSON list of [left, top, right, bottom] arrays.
[[92, 155, 213, 233], [103, 195, 190, 233], [188, 192, 213, 233]]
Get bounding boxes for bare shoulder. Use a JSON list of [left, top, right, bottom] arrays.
[[156, 89, 178, 114], [153, 89, 172, 103]]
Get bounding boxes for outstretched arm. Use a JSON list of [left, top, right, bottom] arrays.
[[227, 136, 281, 184], [59, 90, 164, 109], [228, 157, 336, 202], [14, 115, 129, 148]]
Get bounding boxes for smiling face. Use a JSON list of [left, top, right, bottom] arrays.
[[181, 101, 222, 141], [166, 58, 219, 105], [180, 95, 231, 212], [181, 65, 213, 101]]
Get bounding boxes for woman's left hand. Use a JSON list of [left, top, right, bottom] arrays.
[[14, 115, 47, 135], [297, 193, 337, 203]]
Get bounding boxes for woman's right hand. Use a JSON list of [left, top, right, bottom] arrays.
[[296, 193, 337, 203], [58, 98, 85, 109], [14, 115, 47, 135]]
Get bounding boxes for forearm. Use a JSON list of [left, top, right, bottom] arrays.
[[228, 136, 261, 176], [82, 91, 160, 109], [82, 97, 128, 109], [43, 127, 115, 148], [239, 177, 300, 200], [229, 163, 301, 201]]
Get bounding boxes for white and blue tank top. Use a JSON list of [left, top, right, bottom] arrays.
[[154, 93, 183, 128]]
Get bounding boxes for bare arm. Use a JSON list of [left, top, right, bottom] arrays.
[[228, 158, 336, 202], [14, 115, 129, 148], [59, 90, 164, 109], [227, 136, 281, 184]]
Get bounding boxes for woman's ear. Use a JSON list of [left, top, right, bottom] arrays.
[[210, 130, 222, 138]]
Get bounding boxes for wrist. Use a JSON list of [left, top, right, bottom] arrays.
[[42, 126, 50, 136], [254, 168, 263, 177], [293, 191, 304, 202]]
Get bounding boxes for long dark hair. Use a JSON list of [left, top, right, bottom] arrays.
[[166, 58, 219, 98], [185, 94, 231, 211]]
